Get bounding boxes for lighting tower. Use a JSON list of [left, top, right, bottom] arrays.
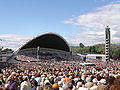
[[105, 26, 110, 61]]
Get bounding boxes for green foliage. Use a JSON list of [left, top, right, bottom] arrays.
[[2, 48, 13, 52], [71, 46, 80, 53], [79, 43, 84, 48], [89, 46, 96, 53], [94, 44, 105, 54], [71, 44, 120, 60], [110, 44, 120, 60]]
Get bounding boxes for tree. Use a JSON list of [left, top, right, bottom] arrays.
[[110, 45, 120, 60], [79, 43, 84, 48], [94, 44, 105, 54], [2, 48, 13, 52], [89, 46, 96, 53]]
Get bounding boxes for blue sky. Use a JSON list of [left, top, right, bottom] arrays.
[[0, 0, 120, 49], [0, 0, 112, 35]]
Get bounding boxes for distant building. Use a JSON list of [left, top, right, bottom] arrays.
[[78, 54, 106, 61], [0, 51, 13, 62], [0, 51, 13, 68], [86, 54, 106, 61]]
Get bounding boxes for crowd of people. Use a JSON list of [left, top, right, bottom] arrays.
[[0, 59, 120, 90], [16, 50, 82, 62]]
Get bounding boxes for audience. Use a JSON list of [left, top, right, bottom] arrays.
[[0, 52, 120, 90]]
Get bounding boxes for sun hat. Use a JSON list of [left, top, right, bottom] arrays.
[[99, 79, 106, 84]]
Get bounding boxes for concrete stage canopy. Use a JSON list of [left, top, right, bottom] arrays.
[[19, 32, 70, 52]]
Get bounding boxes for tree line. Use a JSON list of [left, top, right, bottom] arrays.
[[71, 43, 120, 60]]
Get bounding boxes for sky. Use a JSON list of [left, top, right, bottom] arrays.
[[0, 0, 120, 50]]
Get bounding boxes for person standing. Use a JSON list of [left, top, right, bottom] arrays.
[[20, 76, 31, 90]]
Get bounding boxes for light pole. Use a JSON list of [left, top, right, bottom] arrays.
[[37, 46, 40, 60], [0, 47, 3, 61]]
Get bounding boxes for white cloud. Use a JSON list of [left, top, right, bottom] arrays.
[[64, 2, 120, 46], [101, 0, 108, 2], [0, 34, 32, 50]]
